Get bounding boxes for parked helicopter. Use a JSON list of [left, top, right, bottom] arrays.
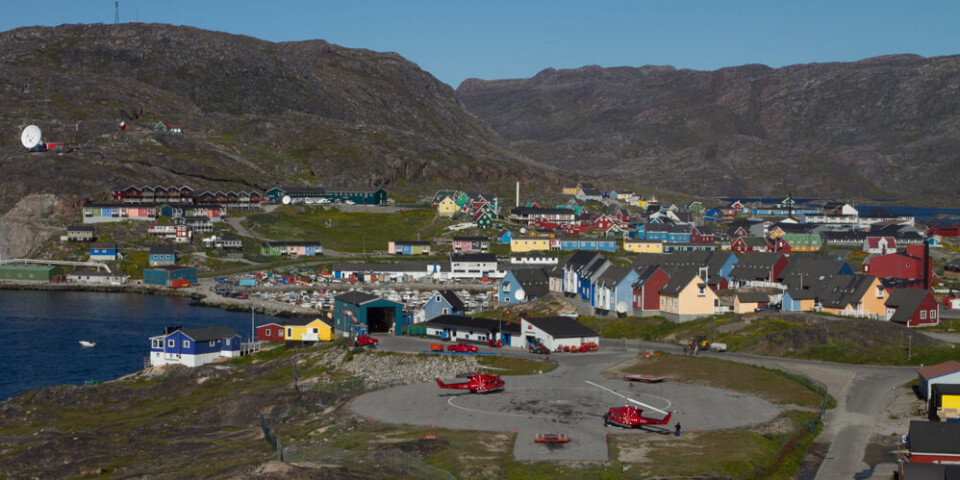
[[436, 373, 505, 393], [586, 380, 673, 429]]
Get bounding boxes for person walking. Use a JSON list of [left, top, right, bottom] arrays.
[[674, 422, 681, 437]]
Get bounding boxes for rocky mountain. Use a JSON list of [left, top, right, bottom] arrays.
[[457, 56, 960, 203], [0, 23, 556, 257]]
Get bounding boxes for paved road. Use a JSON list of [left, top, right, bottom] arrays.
[[353, 336, 782, 462]]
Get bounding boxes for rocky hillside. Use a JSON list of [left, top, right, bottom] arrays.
[[0, 23, 556, 257], [457, 56, 960, 203]]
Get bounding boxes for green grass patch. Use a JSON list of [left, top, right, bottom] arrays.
[[620, 354, 824, 408], [476, 355, 557, 375], [245, 206, 444, 253]]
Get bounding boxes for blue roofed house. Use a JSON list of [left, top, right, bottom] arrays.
[[423, 290, 466, 321], [149, 326, 241, 367], [498, 230, 514, 244], [498, 268, 550, 305], [592, 266, 640, 316]]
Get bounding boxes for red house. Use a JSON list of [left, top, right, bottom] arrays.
[[928, 222, 960, 238], [689, 226, 716, 244], [907, 420, 960, 463], [632, 266, 670, 313], [590, 214, 624, 232], [885, 289, 939, 327], [256, 322, 286, 342], [863, 245, 939, 287], [560, 223, 589, 235], [731, 236, 771, 254]]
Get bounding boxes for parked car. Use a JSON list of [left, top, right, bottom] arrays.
[[353, 334, 378, 348], [448, 342, 479, 353], [755, 304, 780, 312]]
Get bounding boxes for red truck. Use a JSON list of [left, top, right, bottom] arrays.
[[447, 342, 479, 353]]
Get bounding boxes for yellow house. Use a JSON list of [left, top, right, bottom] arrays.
[[734, 291, 771, 314], [659, 273, 718, 323], [820, 275, 887, 319], [562, 187, 578, 195], [285, 316, 334, 344], [437, 196, 460, 217], [623, 239, 664, 254], [510, 237, 556, 253]]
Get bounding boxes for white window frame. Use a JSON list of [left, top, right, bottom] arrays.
[[920, 310, 927, 320], [183, 340, 190, 348], [168, 339, 175, 348]]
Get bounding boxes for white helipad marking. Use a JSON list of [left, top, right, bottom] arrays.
[[446, 396, 530, 418], [585, 380, 672, 414]]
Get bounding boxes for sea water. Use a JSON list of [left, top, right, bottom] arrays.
[[0, 290, 284, 401]]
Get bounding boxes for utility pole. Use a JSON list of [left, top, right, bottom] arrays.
[[114, 1, 120, 24]]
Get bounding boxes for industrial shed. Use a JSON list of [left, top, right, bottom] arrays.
[[143, 266, 198, 287], [333, 291, 403, 335], [0, 264, 65, 282], [423, 315, 522, 347], [519, 317, 599, 352]]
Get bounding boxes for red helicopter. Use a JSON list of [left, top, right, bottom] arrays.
[[436, 373, 505, 393], [586, 380, 673, 429]]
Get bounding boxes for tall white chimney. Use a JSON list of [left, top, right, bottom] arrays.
[[516, 181, 520, 207]]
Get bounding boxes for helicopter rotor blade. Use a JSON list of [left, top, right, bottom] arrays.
[[585, 380, 669, 416]]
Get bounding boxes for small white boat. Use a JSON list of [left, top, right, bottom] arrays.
[[79, 340, 96, 348]]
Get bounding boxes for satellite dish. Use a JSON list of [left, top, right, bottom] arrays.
[[616, 302, 628, 314], [21, 125, 42, 149], [520, 227, 527, 234], [282, 195, 291, 205], [514, 290, 526, 301]]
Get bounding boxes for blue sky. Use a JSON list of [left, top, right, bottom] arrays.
[[2, 1, 959, 87]]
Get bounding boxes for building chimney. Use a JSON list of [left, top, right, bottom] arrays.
[[516, 181, 520, 208]]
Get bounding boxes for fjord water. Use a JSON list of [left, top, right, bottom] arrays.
[[0, 290, 283, 401]]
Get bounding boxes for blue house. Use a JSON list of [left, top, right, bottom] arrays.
[[559, 239, 617, 252], [498, 230, 514, 244], [561, 251, 608, 298], [704, 209, 722, 222], [592, 266, 640, 314], [89, 242, 120, 262], [577, 255, 613, 302], [498, 269, 549, 305], [423, 290, 465, 321], [149, 244, 177, 266], [149, 325, 241, 367]]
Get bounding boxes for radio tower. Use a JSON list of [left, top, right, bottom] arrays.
[[114, 1, 120, 25]]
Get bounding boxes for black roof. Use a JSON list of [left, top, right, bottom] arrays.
[[453, 236, 488, 241], [507, 268, 550, 298], [729, 252, 783, 281], [510, 207, 576, 216], [284, 316, 332, 327], [565, 250, 604, 272], [393, 241, 431, 246], [595, 265, 634, 289], [68, 225, 95, 232], [150, 244, 177, 255], [335, 291, 380, 305], [451, 253, 498, 263], [660, 271, 699, 296], [435, 290, 465, 311], [909, 420, 960, 455], [885, 288, 932, 324], [525, 317, 598, 339], [899, 462, 960, 480], [737, 291, 772, 303], [425, 315, 520, 333], [180, 326, 239, 342]]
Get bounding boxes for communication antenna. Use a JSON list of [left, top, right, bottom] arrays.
[[21, 125, 42, 149], [115, 2, 120, 25]]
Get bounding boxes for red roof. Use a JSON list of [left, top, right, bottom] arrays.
[[918, 360, 960, 380], [866, 236, 896, 249]]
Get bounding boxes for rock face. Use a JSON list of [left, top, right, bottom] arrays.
[[0, 194, 74, 258], [457, 57, 960, 202], [0, 23, 558, 255]]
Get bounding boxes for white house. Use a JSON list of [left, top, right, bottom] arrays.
[[450, 253, 501, 279], [520, 317, 599, 352], [149, 326, 242, 368]]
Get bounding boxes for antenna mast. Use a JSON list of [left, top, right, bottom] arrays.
[[115, 2, 120, 25]]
